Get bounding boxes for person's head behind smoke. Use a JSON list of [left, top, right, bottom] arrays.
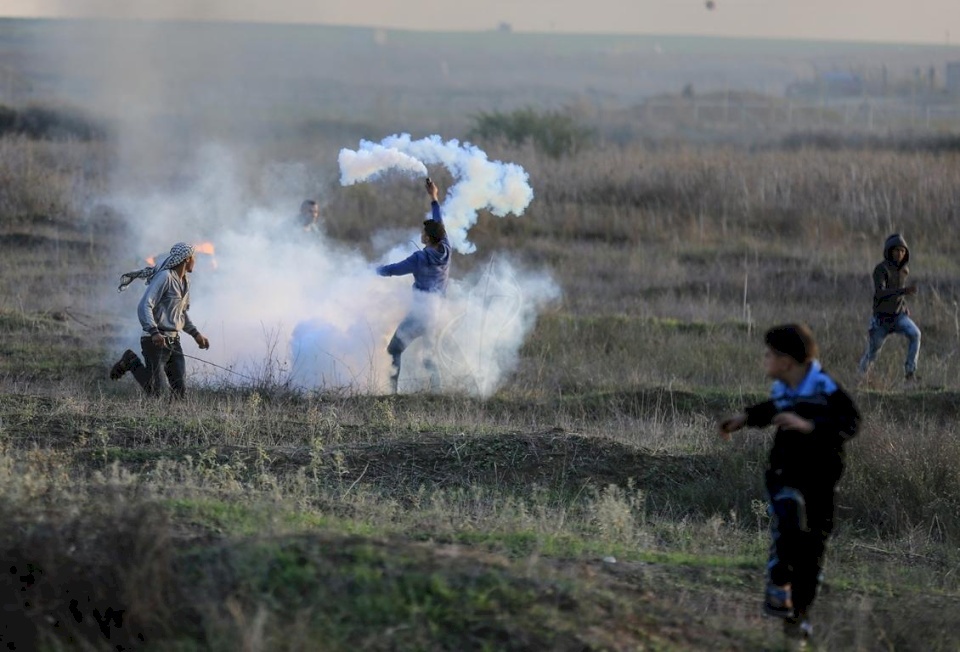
[[300, 199, 321, 228]]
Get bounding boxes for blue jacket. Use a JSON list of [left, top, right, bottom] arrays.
[[377, 201, 450, 294], [744, 360, 860, 492]]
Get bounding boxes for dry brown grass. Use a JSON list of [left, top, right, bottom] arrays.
[[2, 131, 960, 650]]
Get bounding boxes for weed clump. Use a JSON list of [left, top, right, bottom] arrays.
[[469, 107, 592, 158], [0, 103, 106, 141]]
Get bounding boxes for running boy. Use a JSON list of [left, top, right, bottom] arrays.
[[858, 233, 920, 382], [720, 324, 860, 645]]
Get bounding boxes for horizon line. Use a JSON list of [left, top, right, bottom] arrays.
[[0, 14, 955, 50]]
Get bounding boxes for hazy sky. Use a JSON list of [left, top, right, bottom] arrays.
[[3, 0, 960, 45]]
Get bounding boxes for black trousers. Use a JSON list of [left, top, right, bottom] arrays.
[[766, 479, 835, 614], [131, 336, 187, 398]]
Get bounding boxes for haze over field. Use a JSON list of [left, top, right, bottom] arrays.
[[2, 5, 960, 394], [0, 12, 567, 395], [4, 0, 960, 45]]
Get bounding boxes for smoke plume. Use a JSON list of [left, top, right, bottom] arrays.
[[290, 134, 558, 395], [339, 134, 535, 254], [30, 17, 561, 397], [104, 139, 558, 397]]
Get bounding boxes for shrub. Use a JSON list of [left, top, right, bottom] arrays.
[[0, 103, 106, 141], [469, 107, 592, 158]]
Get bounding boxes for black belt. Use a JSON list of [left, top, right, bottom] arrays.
[[143, 334, 180, 343]]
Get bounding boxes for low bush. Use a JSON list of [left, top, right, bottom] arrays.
[[469, 108, 592, 158], [0, 103, 106, 141]]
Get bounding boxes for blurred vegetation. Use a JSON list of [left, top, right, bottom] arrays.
[[468, 107, 592, 159], [0, 103, 106, 141]]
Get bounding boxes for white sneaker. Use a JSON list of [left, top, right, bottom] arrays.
[[783, 615, 813, 649]]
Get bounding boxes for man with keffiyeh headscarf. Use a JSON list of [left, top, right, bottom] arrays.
[[110, 242, 210, 398], [719, 324, 860, 648]]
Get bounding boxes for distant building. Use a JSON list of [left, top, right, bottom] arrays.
[[820, 71, 863, 96], [786, 71, 863, 98], [947, 62, 960, 94]]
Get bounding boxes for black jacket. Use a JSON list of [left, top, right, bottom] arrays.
[[745, 370, 860, 493]]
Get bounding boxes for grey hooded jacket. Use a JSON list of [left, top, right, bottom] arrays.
[[138, 269, 200, 338], [871, 233, 911, 318]]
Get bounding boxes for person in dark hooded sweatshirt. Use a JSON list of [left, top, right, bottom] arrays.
[[720, 324, 860, 647], [858, 233, 920, 381], [377, 178, 451, 393]]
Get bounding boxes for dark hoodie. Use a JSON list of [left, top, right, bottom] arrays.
[[871, 233, 911, 318]]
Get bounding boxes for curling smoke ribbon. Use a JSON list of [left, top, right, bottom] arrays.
[[338, 134, 535, 254]]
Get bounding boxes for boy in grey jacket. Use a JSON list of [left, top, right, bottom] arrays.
[[858, 233, 920, 382], [110, 242, 210, 398]]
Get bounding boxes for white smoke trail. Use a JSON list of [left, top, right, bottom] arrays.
[[338, 145, 428, 185], [337, 134, 535, 254]]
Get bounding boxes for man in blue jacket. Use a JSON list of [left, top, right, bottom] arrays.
[[377, 178, 451, 393]]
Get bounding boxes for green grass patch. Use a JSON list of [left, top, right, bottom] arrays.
[[173, 532, 674, 651]]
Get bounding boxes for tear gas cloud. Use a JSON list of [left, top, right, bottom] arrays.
[[339, 134, 536, 255], [107, 137, 560, 396], [34, 17, 561, 396]]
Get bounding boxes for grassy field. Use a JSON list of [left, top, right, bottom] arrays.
[[2, 21, 960, 648], [1, 119, 959, 652]]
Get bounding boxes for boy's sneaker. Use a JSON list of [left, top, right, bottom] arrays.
[[763, 582, 794, 619], [904, 372, 918, 386], [110, 349, 140, 380], [783, 614, 813, 650]]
